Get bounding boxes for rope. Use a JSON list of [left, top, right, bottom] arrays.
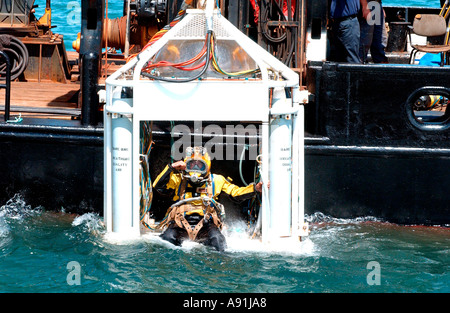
[[103, 16, 128, 51], [6, 113, 23, 124], [0, 35, 28, 81], [140, 121, 154, 230]]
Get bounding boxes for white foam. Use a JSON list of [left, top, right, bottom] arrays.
[[101, 221, 316, 255], [103, 231, 143, 245], [72, 212, 102, 227], [0, 219, 10, 238], [224, 227, 315, 256], [140, 231, 206, 251]]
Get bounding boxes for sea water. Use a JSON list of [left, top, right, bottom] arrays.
[[2, 0, 447, 294], [0, 194, 448, 293]]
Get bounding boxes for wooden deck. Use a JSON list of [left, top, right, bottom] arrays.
[[0, 81, 80, 120], [0, 50, 125, 121]]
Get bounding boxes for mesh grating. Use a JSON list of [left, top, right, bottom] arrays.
[[173, 13, 232, 39], [213, 15, 232, 38]]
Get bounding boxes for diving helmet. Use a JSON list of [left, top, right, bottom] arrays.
[[183, 146, 211, 185]]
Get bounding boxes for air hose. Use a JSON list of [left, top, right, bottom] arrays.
[[239, 145, 249, 186], [260, 0, 287, 43], [0, 35, 29, 81], [141, 30, 213, 83]]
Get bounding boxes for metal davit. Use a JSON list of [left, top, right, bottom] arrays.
[[104, 0, 309, 244]]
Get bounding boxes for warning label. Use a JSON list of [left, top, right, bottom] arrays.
[[112, 146, 130, 172]]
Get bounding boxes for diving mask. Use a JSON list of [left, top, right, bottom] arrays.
[[186, 159, 208, 175], [183, 146, 211, 184]]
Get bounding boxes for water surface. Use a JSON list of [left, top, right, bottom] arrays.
[[1, 195, 448, 293]]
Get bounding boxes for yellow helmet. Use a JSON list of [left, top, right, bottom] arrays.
[[184, 146, 211, 179]]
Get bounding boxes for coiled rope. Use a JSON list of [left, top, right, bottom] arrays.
[[103, 16, 128, 51], [0, 35, 29, 81]]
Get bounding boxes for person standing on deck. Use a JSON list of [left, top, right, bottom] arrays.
[[359, 0, 389, 63], [329, 0, 362, 63]]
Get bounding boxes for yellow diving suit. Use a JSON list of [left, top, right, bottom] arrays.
[[153, 156, 257, 252]]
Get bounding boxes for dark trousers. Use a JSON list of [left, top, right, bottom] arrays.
[[330, 16, 361, 64], [160, 218, 227, 252], [359, 5, 388, 63]]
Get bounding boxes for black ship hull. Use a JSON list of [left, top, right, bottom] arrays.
[[304, 61, 450, 226], [0, 106, 448, 226]]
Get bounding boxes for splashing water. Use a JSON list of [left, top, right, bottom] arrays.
[[0, 195, 449, 293]]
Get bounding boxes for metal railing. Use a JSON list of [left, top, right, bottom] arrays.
[[0, 50, 11, 122]]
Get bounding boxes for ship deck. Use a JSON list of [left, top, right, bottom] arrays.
[[0, 51, 123, 121], [0, 81, 80, 120]]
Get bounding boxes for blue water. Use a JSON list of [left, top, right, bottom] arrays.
[[0, 194, 448, 293], [32, 0, 124, 51], [1, 1, 448, 294], [384, 0, 441, 7]]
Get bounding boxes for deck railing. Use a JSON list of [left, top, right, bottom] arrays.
[[0, 50, 11, 122]]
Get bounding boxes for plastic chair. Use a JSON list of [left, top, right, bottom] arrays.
[[408, 14, 450, 66]]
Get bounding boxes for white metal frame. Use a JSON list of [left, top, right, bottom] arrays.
[[104, 6, 309, 241]]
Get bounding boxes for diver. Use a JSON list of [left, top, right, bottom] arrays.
[[153, 146, 264, 252]]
